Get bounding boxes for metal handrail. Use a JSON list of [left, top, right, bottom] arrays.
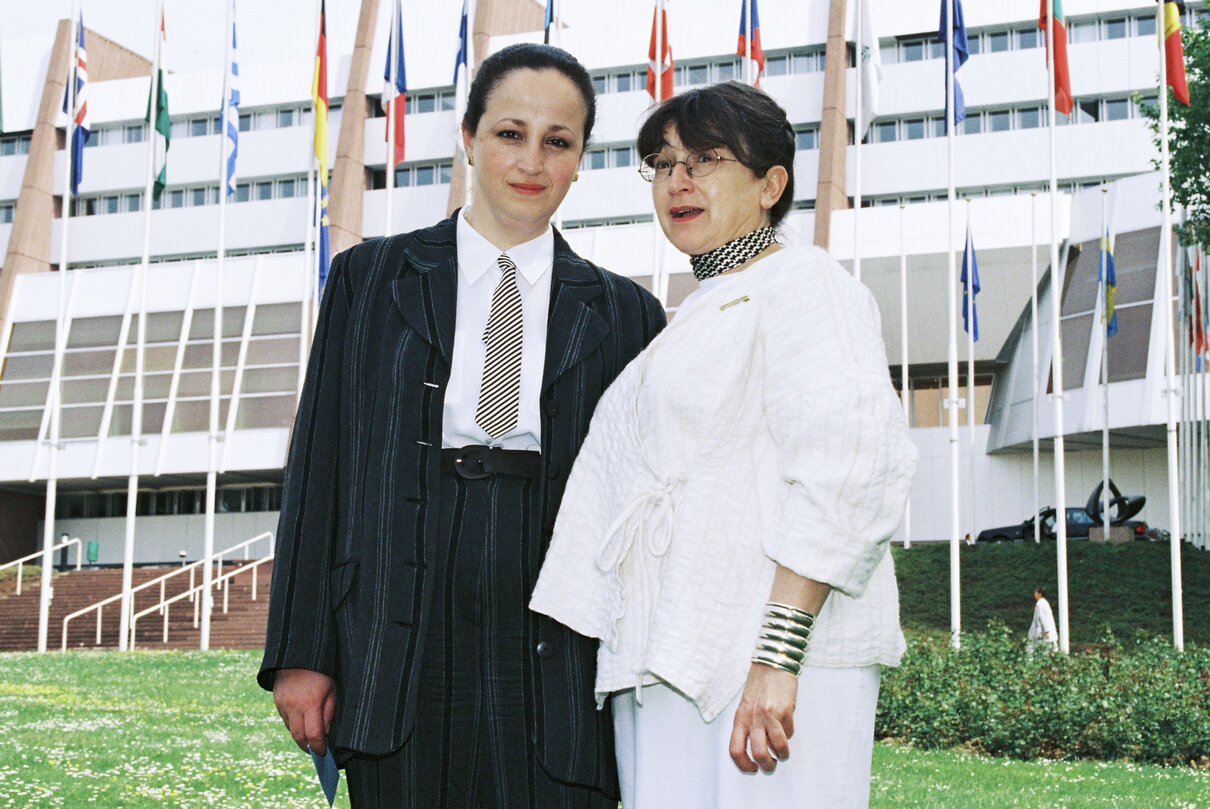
[[130, 552, 274, 649], [0, 538, 82, 596], [60, 531, 273, 652]]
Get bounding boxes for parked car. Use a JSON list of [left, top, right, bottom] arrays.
[[976, 507, 1150, 543], [976, 479, 1152, 543]]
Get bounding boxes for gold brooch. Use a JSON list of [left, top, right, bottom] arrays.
[[719, 295, 750, 311]]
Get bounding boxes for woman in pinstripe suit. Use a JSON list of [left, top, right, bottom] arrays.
[[260, 44, 665, 809]]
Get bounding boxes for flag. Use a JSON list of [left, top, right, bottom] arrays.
[[61, 12, 90, 197], [454, 0, 470, 86], [736, 0, 764, 87], [1189, 249, 1208, 361], [222, 2, 239, 199], [314, 0, 331, 293], [1100, 230, 1117, 337], [938, 0, 969, 130], [853, 0, 881, 137], [148, 7, 170, 201], [1038, 0, 1073, 115], [382, 0, 407, 166], [544, 0, 554, 45], [647, 5, 673, 102], [961, 224, 980, 341], [1163, 1, 1190, 105]]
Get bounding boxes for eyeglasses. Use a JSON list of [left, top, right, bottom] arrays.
[[638, 149, 737, 183]]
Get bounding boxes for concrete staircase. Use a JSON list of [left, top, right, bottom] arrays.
[[0, 563, 272, 652]]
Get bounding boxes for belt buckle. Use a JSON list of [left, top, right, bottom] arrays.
[[455, 445, 493, 479]]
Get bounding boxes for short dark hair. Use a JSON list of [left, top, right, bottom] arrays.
[[1035, 586, 1048, 598], [462, 43, 596, 146], [636, 81, 796, 227]]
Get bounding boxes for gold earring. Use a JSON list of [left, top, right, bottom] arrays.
[[573, 173, 579, 182], [467, 155, 474, 167]]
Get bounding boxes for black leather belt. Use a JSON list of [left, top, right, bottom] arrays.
[[442, 446, 542, 480]]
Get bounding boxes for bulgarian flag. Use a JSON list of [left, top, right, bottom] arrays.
[[1038, 0, 1073, 116], [148, 5, 170, 201], [1163, 0, 1190, 105]]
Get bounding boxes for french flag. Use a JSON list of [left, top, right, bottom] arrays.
[[382, 0, 406, 165], [736, 0, 764, 87]]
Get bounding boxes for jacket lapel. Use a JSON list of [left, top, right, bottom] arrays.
[[543, 230, 609, 392], [388, 214, 459, 362]]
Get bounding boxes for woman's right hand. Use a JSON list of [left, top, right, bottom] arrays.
[[273, 668, 337, 754], [728, 661, 799, 773]]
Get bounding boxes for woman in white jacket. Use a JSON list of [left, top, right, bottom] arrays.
[[530, 81, 917, 809]]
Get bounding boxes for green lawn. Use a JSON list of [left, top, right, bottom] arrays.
[[2, 650, 1208, 808], [893, 540, 1210, 646]]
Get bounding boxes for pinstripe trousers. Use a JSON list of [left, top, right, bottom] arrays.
[[345, 470, 615, 809]]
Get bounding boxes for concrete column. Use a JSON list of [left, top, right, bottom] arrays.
[[814, 0, 850, 250]]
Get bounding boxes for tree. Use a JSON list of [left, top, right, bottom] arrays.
[[1142, 26, 1210, 251]]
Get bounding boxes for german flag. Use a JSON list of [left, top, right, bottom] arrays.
[[1163, 0, 1190, 105]]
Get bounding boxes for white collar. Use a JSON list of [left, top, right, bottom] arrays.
[[457, 208, 554, 287]]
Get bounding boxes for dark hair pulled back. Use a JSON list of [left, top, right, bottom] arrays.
[[462, 43, 596, 145], [636, 81, 796, 227]]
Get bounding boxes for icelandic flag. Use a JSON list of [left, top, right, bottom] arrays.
[[222, 3, 240, 199], [1100, 230, 1117, 337], [314, 0, 331, 293], [961, 224, 980, 341], [736, 0, 764, 87], [937, 0, 969, 131], [382, 0, 407, 166], [61, 12, 91, 197]]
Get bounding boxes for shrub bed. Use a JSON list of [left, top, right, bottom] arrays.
[[877, 624, 1210, 766]]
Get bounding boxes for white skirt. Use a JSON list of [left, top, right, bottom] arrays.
[[612, 665, 881, 809]]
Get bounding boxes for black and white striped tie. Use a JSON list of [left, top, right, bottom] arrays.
[[475, 253, 523, 439]]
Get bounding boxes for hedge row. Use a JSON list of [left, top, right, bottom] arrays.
[[876, 624, 1210, 766]]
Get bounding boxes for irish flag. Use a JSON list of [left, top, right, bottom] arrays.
[[148, 6, 170, 201], [1038, 0, 1073, 116]]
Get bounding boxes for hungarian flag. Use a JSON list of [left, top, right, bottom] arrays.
[[314, 0, 331, 292], [647, 5, 673, 102], [736, 0, 764, 87], [382, 0, 407, 165], [1038, 0, 1073, 116], [148, 6, 170, 201], [61, 12, 90, 197], [1163, 0, 1190, 105]]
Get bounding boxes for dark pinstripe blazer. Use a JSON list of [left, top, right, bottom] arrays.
[[258, 213, 665, 794]]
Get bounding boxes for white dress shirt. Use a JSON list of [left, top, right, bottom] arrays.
[[443, 209, 553, 452]]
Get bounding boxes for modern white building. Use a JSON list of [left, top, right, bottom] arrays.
[[0, 0, 1205, 565]]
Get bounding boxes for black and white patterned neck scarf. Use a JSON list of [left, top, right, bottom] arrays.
[[689, 226, 778, 281]]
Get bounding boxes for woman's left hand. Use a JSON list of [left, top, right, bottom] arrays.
[[729, 661, 798, 773]]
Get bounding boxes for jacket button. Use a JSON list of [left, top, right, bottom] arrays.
[[546, 464, 561, 481], [535, 641, 554, 659], [543, 398, 559, 418]]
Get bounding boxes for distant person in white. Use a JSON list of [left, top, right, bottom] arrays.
[[1028, 586, 1059, 652]]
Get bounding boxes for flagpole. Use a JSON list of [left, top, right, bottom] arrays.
[[900, 203, 911, 549], [385, 0, 398, 240], [1178, 245, 1189, 551], [945, 0, 961, 649], [1158, 0, 1184, 650], [119, 1, 164, 652], [1045, 0, 1071, 654], [201, 0, 236, 653], [853, 0, 862, 283], [966, 201, 976, 550], [1100, 189, 1111, 543], [1031, 192, 1041, 543], [39, 4, 81, 653]]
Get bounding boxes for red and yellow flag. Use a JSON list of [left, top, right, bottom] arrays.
[[1163, 0, 1190, 106], [1038, 0, 1073, 116]]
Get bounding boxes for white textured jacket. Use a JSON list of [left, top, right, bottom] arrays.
[[530, 246, 917, 721]]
